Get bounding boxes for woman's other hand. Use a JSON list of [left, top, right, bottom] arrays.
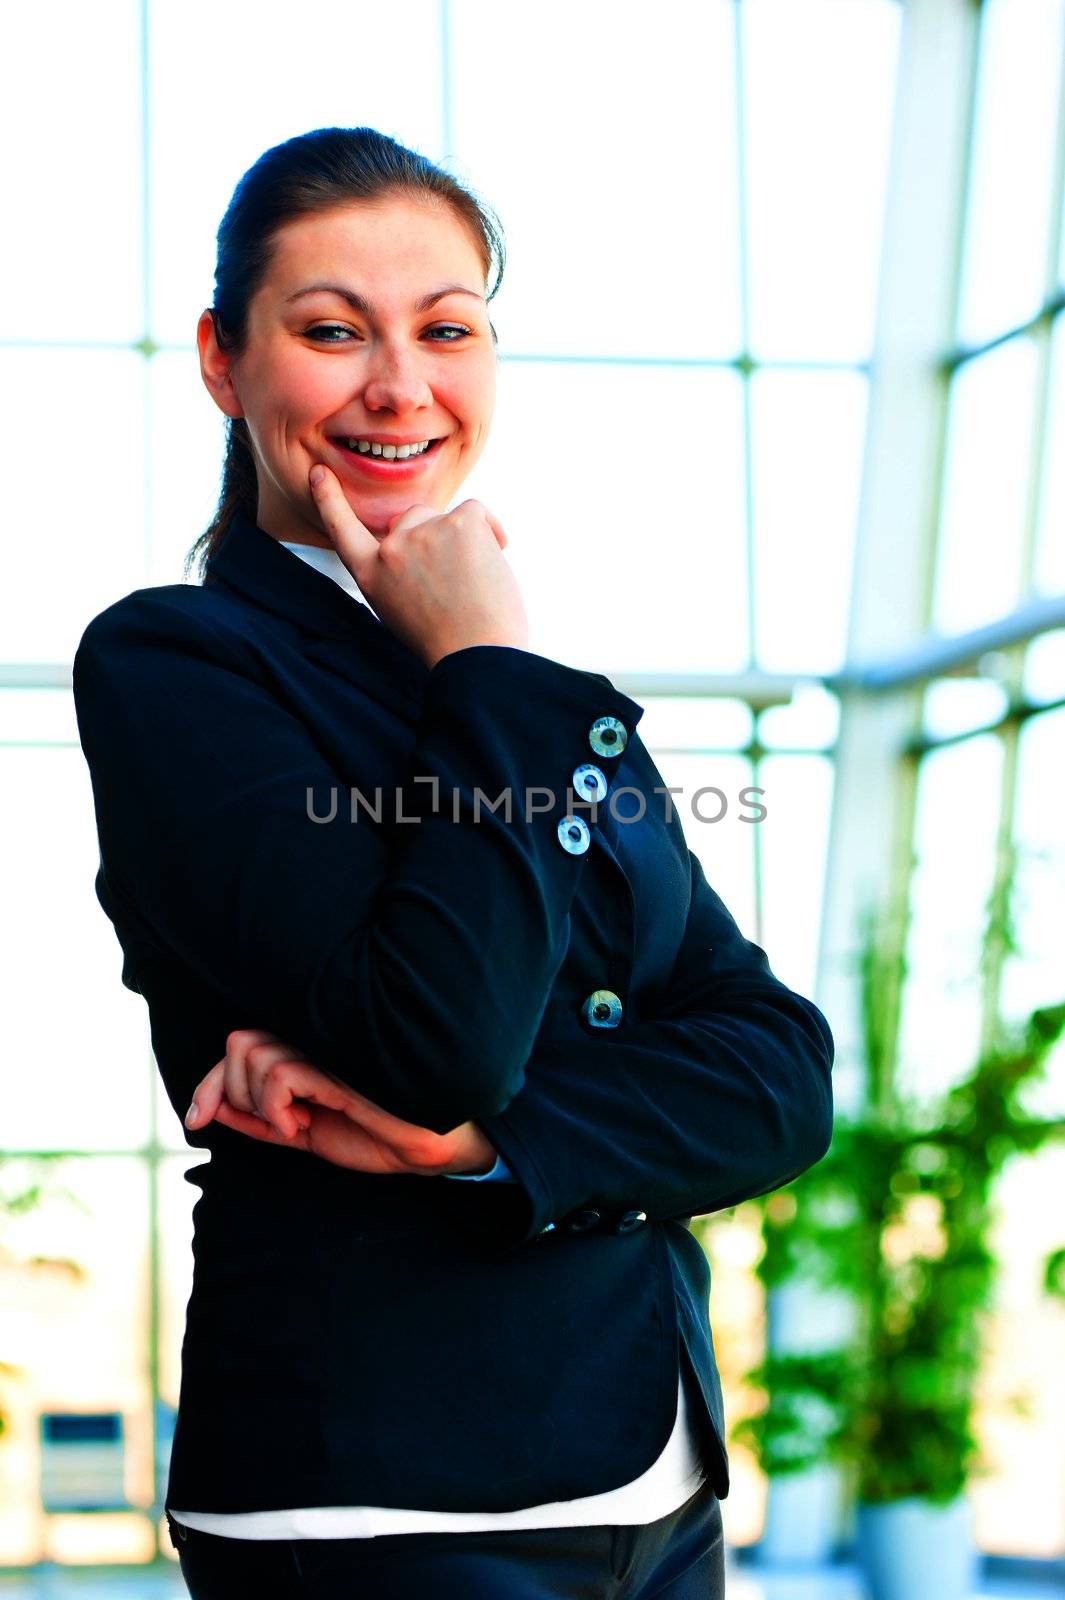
[[183, 1028, 499, 1176], [308, 464, 529, 670]]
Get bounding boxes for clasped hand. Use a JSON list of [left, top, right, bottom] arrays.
[[184, 1029, 498, 1177]]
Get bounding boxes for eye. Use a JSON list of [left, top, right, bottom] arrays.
[[425, 324, 472, 342], [303, 321, 473, 345], [305, 323, 354, 343]]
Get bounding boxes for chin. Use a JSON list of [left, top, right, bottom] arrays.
[[347, 500, 392, 532], [357, 499, 442, 540]]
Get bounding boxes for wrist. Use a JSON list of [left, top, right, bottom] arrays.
[[442, 1151, 497, 1176], [439, 1123, 498, 1176]]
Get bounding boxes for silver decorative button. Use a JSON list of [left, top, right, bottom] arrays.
[[615, 1209, 648, 1234], [572, 763, 608, 803], [588, 716, 628, 759], [581, 989, 623, 1029], [557, 815, 591, 856], [566, 1208, 602, 1232]]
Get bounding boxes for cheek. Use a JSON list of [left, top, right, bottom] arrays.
[[451, 363, 496, 436], [260, 353, 348, 431]]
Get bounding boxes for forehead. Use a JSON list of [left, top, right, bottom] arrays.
[[265, 197, 486, 291]]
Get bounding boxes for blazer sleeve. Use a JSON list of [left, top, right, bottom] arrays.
[[475, 844, 835, 1245], [72, 590, 643, 1134]]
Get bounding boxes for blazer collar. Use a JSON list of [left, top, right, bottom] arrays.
[[205, 508, 431, 714]]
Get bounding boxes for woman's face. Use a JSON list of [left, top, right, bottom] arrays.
[[197, 195, 497, 545]]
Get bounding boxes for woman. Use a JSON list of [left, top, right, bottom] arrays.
[[72, 126, 834, 1598]]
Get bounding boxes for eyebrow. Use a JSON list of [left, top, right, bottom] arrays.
[[284, 282, 485, 314]]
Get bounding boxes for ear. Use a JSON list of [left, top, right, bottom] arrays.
[[196, 308, 245, 421]]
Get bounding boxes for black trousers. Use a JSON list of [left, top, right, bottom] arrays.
[[166, 1479, 725, 1598]]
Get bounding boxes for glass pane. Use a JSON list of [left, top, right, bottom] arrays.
[[464, 361, 749, 673], [1060, 128, 1065, 286], [743, 0, 902, 362], [896, 735, 1004, 1101], [1024, 628, 1065, 703], [653, 752, 758, 940], [956, 0, 1065, 347], [148, 350, 228, 587], [636, 696, 754, 753], [921, 678, 1009, 742], [1001, 706, 1065, 1115], [0, 349, 146, 662], [1033, 312, 1065, 596], [1, 743, 153, 1152], [0, 688, 79, 745], [158, 1154, 210, 1409], [148, 0, 443, 345], [695, 1205, 767, 1548], [0, 1158, 152, 1564], [758, 685, 839, 750], [749, 369, 868, 674], [758, 754, 834, 998], [931, 337, 1038, 636], [971, 1146, 1065, 1558], [448, 0, 742, 360], [0, 3, 143, 343]]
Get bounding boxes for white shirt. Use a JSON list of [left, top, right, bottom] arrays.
[[169, 534, 707, 1538]]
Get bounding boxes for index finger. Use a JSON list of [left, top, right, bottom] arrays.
[[308, 464, 380, 581], [185, 1058, 227, 1128]]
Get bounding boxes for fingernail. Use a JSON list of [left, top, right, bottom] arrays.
[[309, 465, 325, 489], [185, 1101, 198, 1127]]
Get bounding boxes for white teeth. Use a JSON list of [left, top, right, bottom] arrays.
[[344, 437, 431, 458]]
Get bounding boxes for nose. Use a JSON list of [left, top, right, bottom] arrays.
[[360, 339, 435, 417]]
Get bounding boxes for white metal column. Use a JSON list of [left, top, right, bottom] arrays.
[[762, 0, 982, 1563]]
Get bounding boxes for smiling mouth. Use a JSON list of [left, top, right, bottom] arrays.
[[330, 436, 446, 463]]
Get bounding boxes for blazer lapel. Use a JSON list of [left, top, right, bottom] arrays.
[[204, 507, 628, 875], [205, 509, 430, 718]]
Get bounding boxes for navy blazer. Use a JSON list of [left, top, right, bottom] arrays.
[[72, 508, 834, 1515]]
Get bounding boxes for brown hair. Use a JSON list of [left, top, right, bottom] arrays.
[[183, 126, 505, 583]]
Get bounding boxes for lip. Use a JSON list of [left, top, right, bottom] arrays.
[[326, 435, 446, 480]]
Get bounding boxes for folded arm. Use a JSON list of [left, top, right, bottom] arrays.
[[476, 845, 835, 1244], [72, 592, 643, 1134]]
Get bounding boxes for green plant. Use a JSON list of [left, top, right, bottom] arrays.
[[734, 889, 1065, 1506]]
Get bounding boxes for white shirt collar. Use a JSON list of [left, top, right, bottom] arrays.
[[278, 540, 377, 617]]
